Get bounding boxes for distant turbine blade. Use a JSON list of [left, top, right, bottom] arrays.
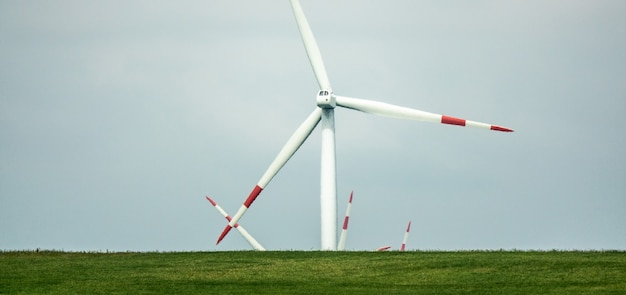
[[336, 96, 513, 132], [217, 108, 323, 244], [337, 191, 353, 251], [233, 222, 265, 251], [400, 221, 411, 252], [375, 246, 391, 251], [206, 197, 265, 251], [290, 0, 331, 90]]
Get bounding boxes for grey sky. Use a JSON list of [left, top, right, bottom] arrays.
[[1, 0, 625, 251]]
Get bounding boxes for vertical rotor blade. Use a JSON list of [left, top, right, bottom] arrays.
[[290, 0, 331, 90], [337, 191, 353, 251], [336, 95, 513, 132], [400, 221, 411, 252], [217, 108, 323, 244], [205, 197, 265, 251]]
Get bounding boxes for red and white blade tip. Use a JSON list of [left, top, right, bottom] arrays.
[[490, 125, 514, 132], [205, 196, 217, 206], [441, 115, 513, 132], [217, 225, 232, 245]]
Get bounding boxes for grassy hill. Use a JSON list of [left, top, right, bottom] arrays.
[[1, 250, 625, 294]]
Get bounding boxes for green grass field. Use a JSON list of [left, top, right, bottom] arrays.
[[1, 250, 625, 294]]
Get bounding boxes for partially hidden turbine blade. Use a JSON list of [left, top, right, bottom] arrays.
[[206, 196, 265, 251], [337, 191, 353, 251], [400, 221, 411, 252], [336, 96, 513, 132], [290, 0, 331, 90], [217, 108, 323, 244]]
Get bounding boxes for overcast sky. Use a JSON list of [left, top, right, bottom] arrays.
[[1, 0, 625, 251]]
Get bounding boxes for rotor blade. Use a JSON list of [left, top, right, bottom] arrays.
[[206, 197, 266, 251], [337, 191, 353, 251], [234, 222, 266, 251], [290, 0, 331, 90], [217, 108, 323, 244], [336, 95, 513, 132], [400, 221, 411, 252]]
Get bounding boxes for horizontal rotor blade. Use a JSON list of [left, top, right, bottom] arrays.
[[206, 197, 265, 251], [336, 95, 513, 132], [375, 246, 391, 251], [290, 0, 331, 90], [217, 108, 323, 244]]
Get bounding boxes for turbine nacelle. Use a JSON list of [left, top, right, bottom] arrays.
[[316, 90, 336, 109]]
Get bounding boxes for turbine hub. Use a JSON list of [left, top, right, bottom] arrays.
[[316, 90, 336, 109]]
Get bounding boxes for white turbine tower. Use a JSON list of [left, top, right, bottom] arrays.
[[217, 0, 513, 250]]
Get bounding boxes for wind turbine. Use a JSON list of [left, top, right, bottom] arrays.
[[375, 246, 391, 252], [337, 191, 354, 251], [206, 196, 266, 251], [400, 221, 411, 252], [217, 0, 513, 250]]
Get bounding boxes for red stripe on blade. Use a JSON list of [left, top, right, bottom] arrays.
[[217, 225, 232, 245], [225, 215, 240, 228], [342, 216, 350, 230], [244, 185, 263, 208], [441, 115, 466, 126], [491, 125, 514, 132], [205, 196, 217, 206]]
